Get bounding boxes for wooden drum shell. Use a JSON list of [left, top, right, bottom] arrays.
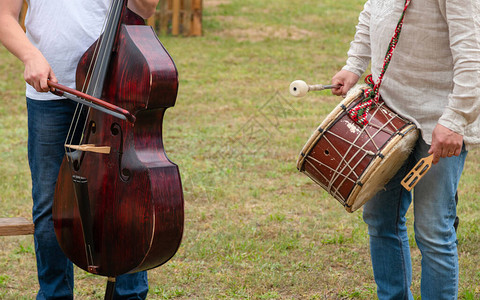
[[297, 89, 418, 212]]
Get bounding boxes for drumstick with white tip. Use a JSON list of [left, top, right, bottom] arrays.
[[289, 80, 341, 97]]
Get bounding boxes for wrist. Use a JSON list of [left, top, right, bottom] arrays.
[[20, 48, 44, 66]]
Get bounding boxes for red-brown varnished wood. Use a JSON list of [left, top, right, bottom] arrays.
[[52, 5, 183, 277], [303, 95, 409, 201]]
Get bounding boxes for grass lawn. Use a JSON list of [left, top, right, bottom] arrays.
[[0, 0, 479, 298]]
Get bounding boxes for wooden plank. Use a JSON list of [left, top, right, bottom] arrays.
[[0, 217, 34, 236]]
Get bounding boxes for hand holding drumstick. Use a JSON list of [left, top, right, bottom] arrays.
[[331, 70, 360, 97], [402, 122, 463, 191], [289, 70, 359, 98]]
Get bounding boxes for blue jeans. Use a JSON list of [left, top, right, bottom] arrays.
[[27, 98, 148, 299], [363, 137, 467, 300]]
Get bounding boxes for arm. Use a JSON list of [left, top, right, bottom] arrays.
[[332, 0, 372, 96], [428, 0, 480, 163], [0, 0, 57, 92], [128, 0, 159, 19]]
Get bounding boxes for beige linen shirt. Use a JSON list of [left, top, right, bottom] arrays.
[[343, 0, 480, 150]]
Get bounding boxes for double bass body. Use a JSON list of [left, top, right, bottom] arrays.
[[52, 5, 184, 277]]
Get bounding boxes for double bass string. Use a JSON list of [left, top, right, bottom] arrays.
[[63, 3, 111, 155], [89, 0, 124, 97], [64, 0, 122, 157], [60, 0, 120, 270]]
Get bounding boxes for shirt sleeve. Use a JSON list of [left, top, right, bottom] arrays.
[[437, 0, 480, 136], [342, 0, 372, 77]]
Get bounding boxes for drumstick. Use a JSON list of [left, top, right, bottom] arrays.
[[289, 80, 341, 97], [401, 154, 434, 191]]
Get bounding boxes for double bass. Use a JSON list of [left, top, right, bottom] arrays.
[[50, 0, 184, 293]]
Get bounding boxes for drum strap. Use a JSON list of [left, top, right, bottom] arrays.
[[348, 0, 412, 126]]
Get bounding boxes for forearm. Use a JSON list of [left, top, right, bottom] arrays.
[[127, 0, 159, 19], [343, 0, 372, 77], [0, 2, 56, 92], [0, 7, 42, 66]]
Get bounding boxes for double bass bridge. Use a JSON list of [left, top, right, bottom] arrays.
[[65, 144, 111, 154]]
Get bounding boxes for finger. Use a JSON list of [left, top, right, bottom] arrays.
[[454, 147, 462, 157], [332, 88, 347, 96], [439, 149, 447, 159], [32, 80, 41, 93], [25, 79, 33, 89], [331, 87, 342, 96], [340, 86, 350, 96], [39, 77, 49, 92], [428, 146, 441, 165], [49, 70, 58, 83], [48, 71, 58, 92], [447, 147, 459, 157], [331, 80, 343, 95]]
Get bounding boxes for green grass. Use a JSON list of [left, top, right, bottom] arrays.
[[1, 0, 479, 298]]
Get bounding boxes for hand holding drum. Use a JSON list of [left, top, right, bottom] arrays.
[[289, 80, 341, 97]]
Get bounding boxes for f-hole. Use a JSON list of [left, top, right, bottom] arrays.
[[111, 123, 131, 182]]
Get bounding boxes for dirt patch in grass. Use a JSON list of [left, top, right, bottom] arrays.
[[217, 25, 315, 42], [204, 0, 231, 8]]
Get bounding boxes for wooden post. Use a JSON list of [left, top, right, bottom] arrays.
[[191, 0, 202, 36], [0, 218, 34, 236], [151, 0, 202, 36], [182, 0, 191, 36], [19, 0, 28, 31], [171, 0, 181, 36], [158, 0, 169, 35], [147, 13, 156, 28]]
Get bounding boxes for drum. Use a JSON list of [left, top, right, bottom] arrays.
[[297, 88, 418, 212]]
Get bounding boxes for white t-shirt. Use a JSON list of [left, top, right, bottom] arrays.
[[25, 0, 111, 100]]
